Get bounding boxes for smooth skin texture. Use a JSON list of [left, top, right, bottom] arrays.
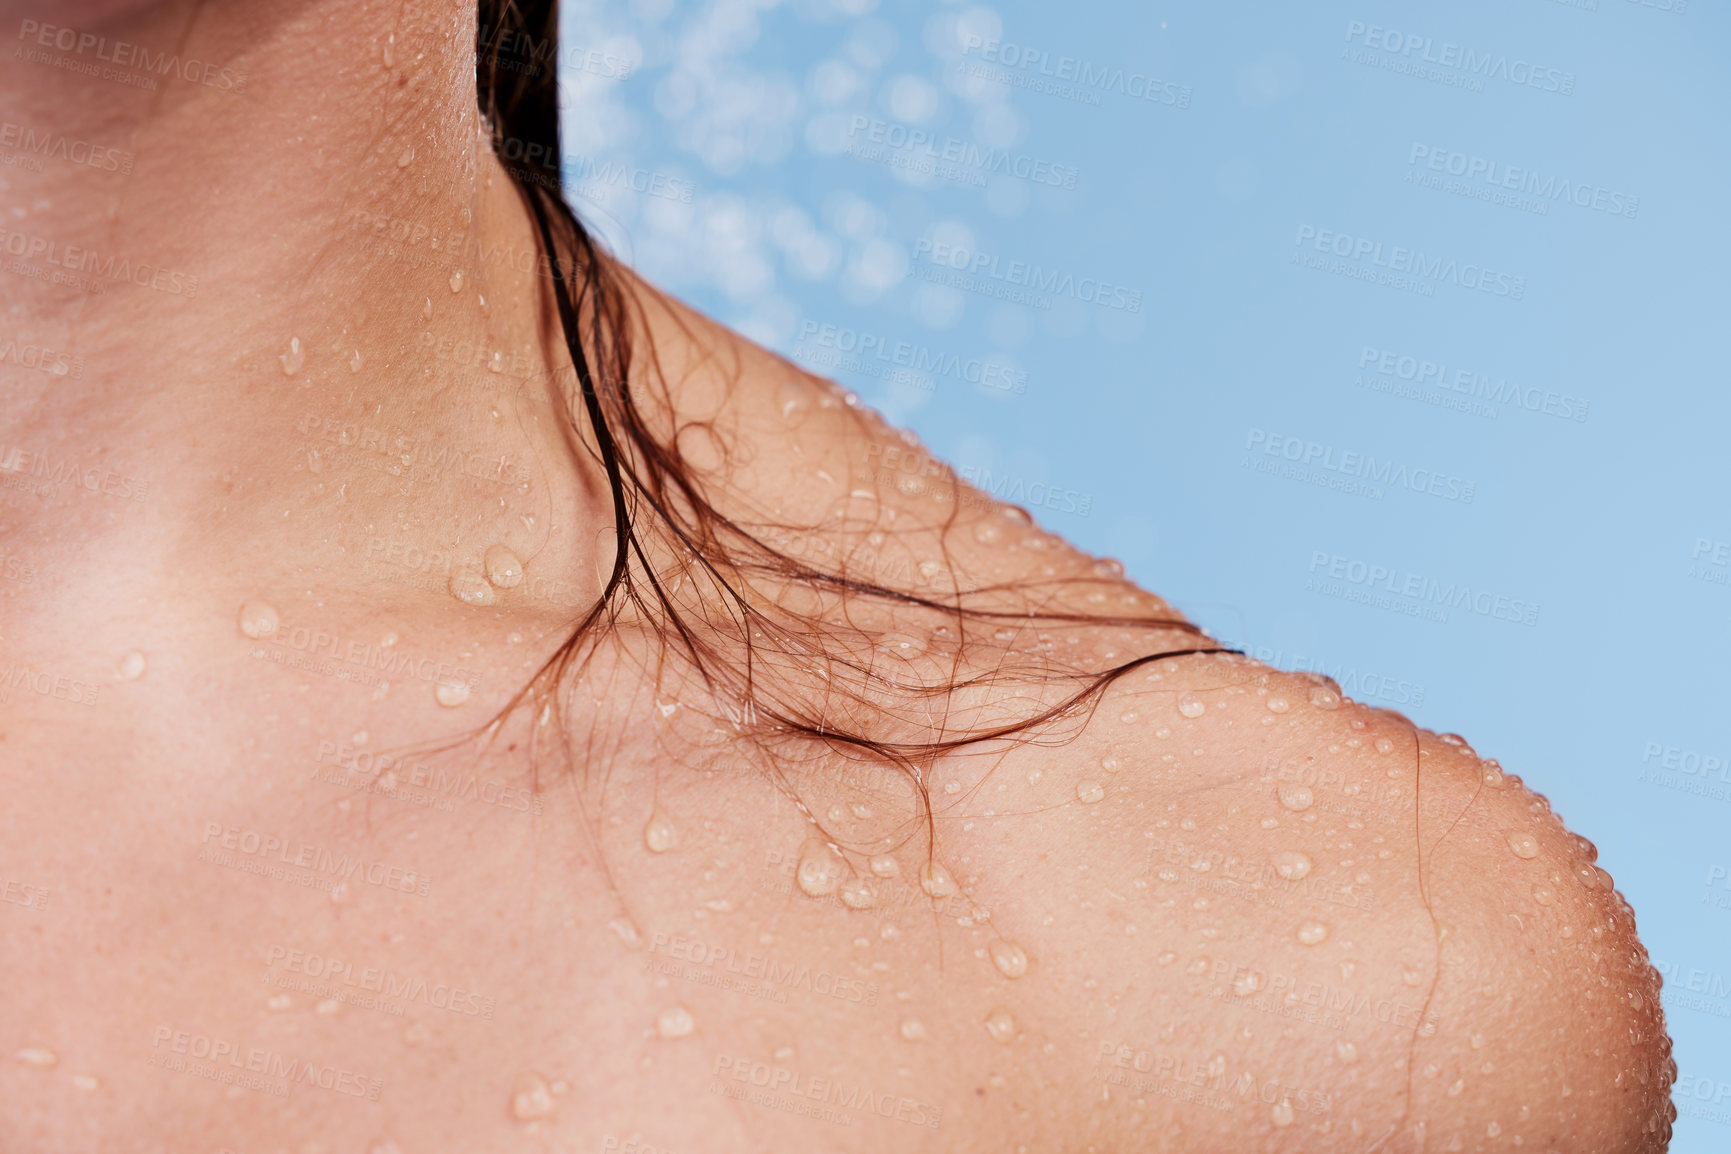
[[0, 2, 1675, 1151]]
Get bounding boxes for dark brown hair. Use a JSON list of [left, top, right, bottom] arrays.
[[473, 0, 1239, 834]]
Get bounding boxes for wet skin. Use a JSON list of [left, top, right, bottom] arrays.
[[0, 2, 1675, 1151]]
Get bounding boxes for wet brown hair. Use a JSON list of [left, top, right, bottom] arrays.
[[473, 0, 1240, 835]]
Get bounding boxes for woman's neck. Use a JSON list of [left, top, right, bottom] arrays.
[[0, 1, 605, 568], [1, 0, 552, 442]]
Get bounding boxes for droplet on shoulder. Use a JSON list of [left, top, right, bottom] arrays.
[[899, 1018, 927, 1041], [656, 1004, 695, 1038], [484, 544, 524, 589], [449, 569, 496, 606], [1297, 921, 1330, 945], [1277, 783, 1314, 812], [15, 1047, 56, 1068], [989, 940, 1029, 979], [920, 860, 957, 897], [237, 601, 279, 639], [511, 1071, 556, 1119], [1374, 736, 1395, 754], [984, 1006, 1016, 1043], [1505, 832, 1540, 860], [279, 336, 304, 376], [1335, 1040, 1358, 1064], [116, 650, 146, 681], [1272, 851, 1313, 880], [1308, 685, 1341, 710], [644, 811, 676, 853], [1271, 1098, 1296, 1127], [796, 840, 844, 897], [869, 854, 900, 878], [1266, 696, 1290, 713], [1076, 780, 1105, 804], [841, 878, 877, 909], [434, 679, 470, 708], [1176, 692, 1205, 718], [449, 270, 465, 293]]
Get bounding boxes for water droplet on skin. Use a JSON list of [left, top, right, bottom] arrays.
[[1486, 1121, 1502, 1138], [1335, 1040, 1359, 1064], [434, 679, 470, 708], [656, 1005, 695, 1038], [481, 544, 524, 588], [422, 297, 433, 321], [237, 601, 279, 639], [1277, 784, 1314, 812], [644, 811, 676, 853], [349, 349, 364, 372], [1271, 1098, 1296, 1127], [449, 569, 497, 606], [267, 994, 291, 1010], [1266, 696, 1290, 713], [396, 143, 415, 168], [1076, 780, 1105, 804], [1401, 966, 1425, 987], [1177, 692, 1205, 718], [317, 998, 340, 1014], [1375, 736, 1395, 754], [449, 270, 465, 293], [1233, 970, 1261, 996], [71, 1073, 98, 1091], [796, 840, 844, 897], [899, 1018, 927, 1041], [1482, 760, 1506, 787], [511, 1071, 556, 1119], [382, 34, 396, 68], [116, 650, 146, 681], [984, 1007, 1016, 1043], [608, 917, 641, 946], [1186, 957, 1210, 975], [15, 1047, 56, 1068], [777, 381, 811, 422], [1309, 685, 1341, 710], [1506, 832, 1540, 860], [841, 878, 877, 909], [1628, 989, 1644, 1011], [279, 336, 304, 376], [1101, 755, 1122, 773], [1272, 851, 1313, 880], [1298, 921, 1330, 945], [989, 940, 1029, 979], [869, 854, 900, 878], [973, 521, 1002, 545], [920, 861, 957, 897]]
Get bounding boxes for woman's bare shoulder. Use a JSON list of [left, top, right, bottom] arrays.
[[939, 655, 1675, 1151]]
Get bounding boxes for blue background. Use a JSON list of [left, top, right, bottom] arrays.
[[555, 0, 1729, 1143]]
